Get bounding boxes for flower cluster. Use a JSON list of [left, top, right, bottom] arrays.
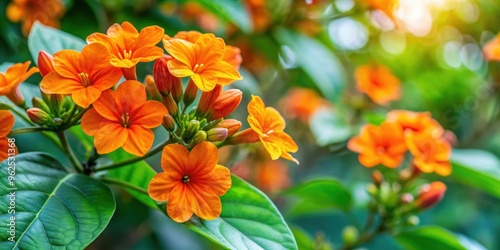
[[348, 110, 452, 176], [0, 21, 299, 223]]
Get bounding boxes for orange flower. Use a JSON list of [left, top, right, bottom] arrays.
[[179, 2, 220, 32], [347, 122, 407, 168], [0, 61, 39, 105], [166, 31, 243, 70], [163, 33, 242, 92], [81, 80, 167, 156], [6, 0, 65, 36], [0, 110, 17, 161], [245, 0, 271, 32], [87, 21, 164, 79], [255, 160, 291, 193], [148, 142, 231, 223], [363, 0, 398, 22], [405, 132, 451, 176], [281, 87, 329, 122], [243, 95, 299, 164], [355, 64, 401, 106], [386, 110, 444, 139], [40, 43, 121, 108], [483, 34, 500, 62]]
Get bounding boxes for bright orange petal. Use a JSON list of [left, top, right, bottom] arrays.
[[194, 34, 225, 63], [167, 184, 194, 223], [110, 58, 141, 68], [86, 33, 121, 57], [71, 85, 102, 108], [188, 185, 222, 220], [261, 139, 282, 160], [381, 153, 403, 168], [204, 61, 242, 81], [167, 59, 195, 78], [191, 73, 217, 92], [90, 66, 122, 90], [0, 110, 15, 138], [196, 165, 231, 196], [187, 142, 218, 175], [40, 71, 82, 94], [132, 25, 164, 49], [133, 46, 164, 62], [92, 89, 121, 122], [94, 123, 128, 154], [115, 80, 147, 113], [0, 137, 16, 162], [132, 100, 168, 128], [81, 108, 107, 136], [161, 144, 189, 176], [52, 49, 81, 79], [148, 172, 178, 202], [164, 39, 195, 67], [80, 43, 112, 74], [122, 125, 154, 156], [264, 107, 286, 132], [359, 154, 381, 167]]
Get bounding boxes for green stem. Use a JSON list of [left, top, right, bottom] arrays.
[[68, 107, 89, 126], [100, 177, 148, 195], [57, 131, 83, 173], [8, 127, 51, 136], [94, 137, 173, 172], [63, 104, 79, 125]]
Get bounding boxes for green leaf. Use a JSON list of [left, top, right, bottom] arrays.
[[181, 175, 297, 250], [27, 21, 86, 62], [290, 226, 315, 250], [309, 108, 351, 146], [274, 29, 347, 103], [394, 226, 466, 250], [450, 149, 500, 198], [282, 178, 352, 217], [194, 0, 251, 33], [0, 153, 115, 249], [107, 149, 158, 209]]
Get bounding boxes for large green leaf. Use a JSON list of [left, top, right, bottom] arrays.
[[274, 29, 347, 103], [178, 175, 297, 250], [451, 149, 500, 198], [0, 153, 115, 249], [27, 21, 86, 62], [107, 149, 159, 209], [394, 226, 466, 250], [282, 178, 352, 218], [194, 0, 251, 33]]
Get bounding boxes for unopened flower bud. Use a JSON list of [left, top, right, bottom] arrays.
[[49, 94, 64, 112], [27, 108, 51, 125], [183, 79, 198, 107], [197, 85, 222, 116], [225, 128, 260, 145], [154, 55, 182, 101], [215, 119, 241, 137], [143, 75, 162, 102], [207, 128, 228, 142], [208, 89, 242, 120], [342, 226, 359, 247], [372, 170, 384, 186], [406, 215, 420, 226], [37, 50, 54, 77], [192, 130, 207, 145], [162, 114, 176, 131], [186, 120, 200, 138], [415, 182, 446, 210], [400, 193, 414, 204], [31, 96, 51, 113], [162, 93, 178, 116]]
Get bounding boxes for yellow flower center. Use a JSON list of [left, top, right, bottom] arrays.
[[262, 129, 274, 137], [119, 50, 133, 60], [79, 72, 90, 87], [182, 175, 190, 183], [193, 63, 205, 73], [121, 112, 130, 128]]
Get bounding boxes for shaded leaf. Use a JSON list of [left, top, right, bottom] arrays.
[[395, 226, 466, 250]]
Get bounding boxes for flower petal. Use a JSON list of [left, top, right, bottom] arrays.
[[92, 89, 121, 122], [71, 85, 102, 108], [188, 185, 222, 221], [115, 80, 147, 113], [196, 165, 231, 196], [148, 172, 177, 202], [40, 71, 82, 94], [86, 33, 121, 57], [122, 125, 154, 156], [167, 184, 193, 223], [132, 46, 164, 63], [164, 39, 195, 67], [80, 43, 112, 74], [194, 34, 225, 63], [161, 144, 189, 177], [132, 25, 164, 49], [131, 100, 168, 128], [81, 108, 107, 136], [90, 66, 122, 91], [0, 137, 16, 162], [0, 110, 15, 138], [187, 142, 218, 176], [359, 154, 381, 167], [192, 73, 218, 92], [167, 59, 195, 78], [94, 123, 128, 154], [52, 49, 81, 79]]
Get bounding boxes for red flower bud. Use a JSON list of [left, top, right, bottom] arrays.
[[416, 181, 446, 210], [215, 119, 241, 137], [225, 128, 260, 145], [208, 89, 242, 120], [27, 108, 51, 125], [162, 114, 176, 131], [153, 55, 183, 101], [37, 50, 54, 77], [197, 85, 222, 116]]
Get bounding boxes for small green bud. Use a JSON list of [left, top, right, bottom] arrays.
[[206, 128, 228, 142], [186, 120, 200, 139], [192, 130, 207, 145], [366, 183, 378, 196], [342, 226, 359, 247], [31, 97, 51, 113], [406, 215, 420, 226]]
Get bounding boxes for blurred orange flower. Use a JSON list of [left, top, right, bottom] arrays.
[[245, 0, 271, 32], [348, 122, 407, 168], [0, 110, 17, 161], [363, 0, 398, 22], [281, 87, 329, 122], [247, 95, 299, 164], [148, 142, 231, 223], [355, 64, 401, 106], [405, 132, 452, 176], [483, 34, 500, 62], [386, 110, 444, 139], [40, 43, 121, 108], [164, 33, 242, 92], [6, 0, 65, 36], [179, 2, 220, 32], [0, 61, 39, 106], [416, 181, 446, 209], [87, 21, 164, 79], [81, 80, 167, 156]]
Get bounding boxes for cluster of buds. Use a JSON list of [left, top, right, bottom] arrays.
[[147, 55, 243, 149], [28, 93, 75, 129]]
